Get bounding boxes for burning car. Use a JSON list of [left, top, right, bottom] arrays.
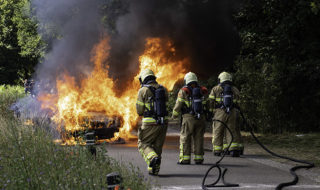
[[62, 112, 123, 145], [37, 37, 188, 145]]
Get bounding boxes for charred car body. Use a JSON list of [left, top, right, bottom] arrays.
[[63, 112, 123, 145]]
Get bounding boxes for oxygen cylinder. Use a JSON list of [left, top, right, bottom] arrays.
[[154, 87, 166, 117], [192, 87, 203, 118], [222, 84, 233, 113]]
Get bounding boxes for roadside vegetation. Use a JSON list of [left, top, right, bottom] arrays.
[[242, 132, 320, 167], [0, 85, 150, 190], [234, 0, 320, 133]]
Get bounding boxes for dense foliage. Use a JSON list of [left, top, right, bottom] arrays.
[[234, 0, 320, 133], [0, 0, 44, 85]]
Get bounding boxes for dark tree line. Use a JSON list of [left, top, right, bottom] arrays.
[[0, 0, 44, 84], [234, 0, 320, 133]]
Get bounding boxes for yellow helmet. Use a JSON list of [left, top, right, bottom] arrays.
[[184, 72, 198, 85], [218, 72, 232, 83], [139, 69, 155, 82]]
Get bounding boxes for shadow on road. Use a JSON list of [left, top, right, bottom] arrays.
[[242, 154, 269, 159], [207, 164, 247, 168], [157, 174, 212, 178]]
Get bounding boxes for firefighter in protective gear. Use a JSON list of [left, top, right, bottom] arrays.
[[209, 71, 243, 157], [136, 69, 168, 175], [172, 72, 208, 165]]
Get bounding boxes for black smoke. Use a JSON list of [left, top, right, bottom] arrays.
[[108, 0, 240, 82], [32, 0, 105, 86], [32, 0, 240, 89]]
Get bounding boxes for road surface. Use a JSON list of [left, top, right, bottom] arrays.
[[104, 128, 320, 190]]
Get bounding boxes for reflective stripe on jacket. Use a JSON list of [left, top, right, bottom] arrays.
[[209, 84, 240, 112], [136, 82, 168, 124], [172, 87, 209, 119]]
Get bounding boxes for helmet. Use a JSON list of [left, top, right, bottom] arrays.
[[184, 72, 198, 85], [139, 69, 155, 83], [218, 72, 232, 83]]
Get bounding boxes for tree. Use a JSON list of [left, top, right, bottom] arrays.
[[234, 0, 320, 133], [0, 0, 44, 84]]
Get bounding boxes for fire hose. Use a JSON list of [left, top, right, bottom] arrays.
[[201, 108, 315, 190]]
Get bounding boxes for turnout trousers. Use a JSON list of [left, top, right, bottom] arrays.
[[138, 122, 168, 171], [212, 108, 242, 153], [179, 114, 206, 163]]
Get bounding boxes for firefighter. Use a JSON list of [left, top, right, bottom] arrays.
[[136, 69, 168, 175], [209, 71, 243, 157], [24, 79, 34, 95], [172, 72, 208, 165]]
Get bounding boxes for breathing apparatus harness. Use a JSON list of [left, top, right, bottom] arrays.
[[219, 83, 234, 113], [212, 82, 235, 115], [141, 80, 167, 125], [181, 85, 208, 119], [201, 106, 315, 190]]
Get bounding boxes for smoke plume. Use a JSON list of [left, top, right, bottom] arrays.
[[33, 0, 240, 89], [108, 0, 240, 82], [33, 0, 104, 87]]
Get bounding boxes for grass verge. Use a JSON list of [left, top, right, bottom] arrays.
[[242, 132, 320, 167], [0, 85, 151, 190]]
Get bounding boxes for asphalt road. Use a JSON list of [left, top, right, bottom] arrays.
[[104, 130, 320, 190]]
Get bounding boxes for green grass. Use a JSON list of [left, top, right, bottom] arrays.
[[0, 85, 151, 190], [0, 85, 25, 112], [242, 132, 320, 166]]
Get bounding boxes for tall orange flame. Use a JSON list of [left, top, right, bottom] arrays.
[[39, 36, 189, 144]]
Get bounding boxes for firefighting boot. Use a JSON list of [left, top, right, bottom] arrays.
[[239, 146, 244, 155], [223, 148, 230, 155], [223, 144, 230, 155], [154, 164, 160, 175], [178, 154, 191, 165], [213, 151, 221, 156], [230, 150, 240, 157], [177, 160, 191, 165], [154, 158, 161, 174], [149, 157, 161, 175], [195, 160, 204, 165]]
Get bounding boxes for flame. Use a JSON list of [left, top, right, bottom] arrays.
[[135, 38, 188, 90], [24, 119, 34, 126], [39, 36, 189, 145]]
